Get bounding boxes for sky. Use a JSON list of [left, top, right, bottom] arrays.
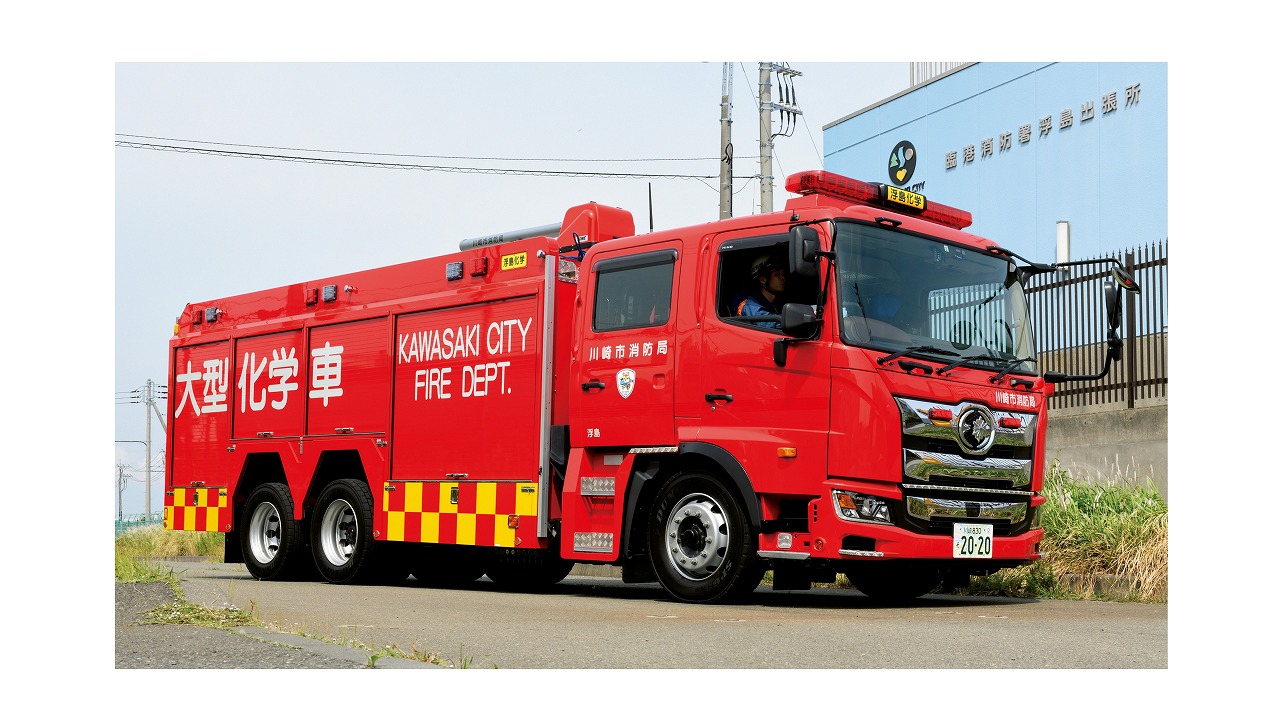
[[111, 60, 912, 516]]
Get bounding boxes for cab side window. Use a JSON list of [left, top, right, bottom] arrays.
[[592, 250, 675, 332], [715, 235, 817, 330]]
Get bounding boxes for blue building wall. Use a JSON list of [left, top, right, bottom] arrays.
[[823, 62, 1167, 263]]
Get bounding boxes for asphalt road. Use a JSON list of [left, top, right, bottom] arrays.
[[122, 560, 1167, 670]]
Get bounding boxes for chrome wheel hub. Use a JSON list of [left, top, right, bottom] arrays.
[[247, 501, 282, 565], [319, 499, 358, 567], [663, 493, 730, 581]]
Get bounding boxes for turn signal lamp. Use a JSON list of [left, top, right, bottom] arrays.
[[785, 170, 973, 229], [778, 447, 798, 458], [928, 408, 953, 425], [832, 490, 892, 524]]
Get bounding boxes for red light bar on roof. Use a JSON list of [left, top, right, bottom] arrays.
[[785, 170, 972, 229]]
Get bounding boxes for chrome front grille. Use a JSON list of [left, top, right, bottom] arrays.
[[895, 396, 1038, 535], [903, 449, 1032, 487], [904, 495, 1028, 523], [897, 397, 1037, 450]]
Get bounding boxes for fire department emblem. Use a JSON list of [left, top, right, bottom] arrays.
[[616, 368, 636, 399]]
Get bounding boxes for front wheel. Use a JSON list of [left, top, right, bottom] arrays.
[[240, 483, 303, 580], [648, 472, 762, 603], [310, 478, 377, 583]]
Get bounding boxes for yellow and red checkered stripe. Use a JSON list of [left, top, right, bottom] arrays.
[[164, 487, 229, 532], [382, 481, 537, 547]]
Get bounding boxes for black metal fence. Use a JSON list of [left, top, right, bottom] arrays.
[[1025, 240, 1168, 410]]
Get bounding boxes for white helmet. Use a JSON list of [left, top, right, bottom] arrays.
[[750, 254, 782, 279]]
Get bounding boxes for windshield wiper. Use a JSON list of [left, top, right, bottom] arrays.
[[937, 351, 1005, 376], [989, 357, 1036, 385], [877, 345, 960, 366]]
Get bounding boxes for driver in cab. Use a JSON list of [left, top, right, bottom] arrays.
[[737, 254, 787, 329]]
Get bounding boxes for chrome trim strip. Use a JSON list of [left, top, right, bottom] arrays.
[[901, 483, 1032, 497], [629, 446, 679, 454], [896, 397, 1037, 449], [905, 496, 1028, 523], [758, 550, 811, 560], [838, 549, 886, 557], [903, 449, 1032, 487]]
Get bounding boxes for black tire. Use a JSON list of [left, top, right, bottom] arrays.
[[485, 549, 574, 591], [310, 478, 379, 584], [647, 471, 763, 603], [849, 564, 942, 601], [240, 483, 303, 581], [411, 546, 486, 587]]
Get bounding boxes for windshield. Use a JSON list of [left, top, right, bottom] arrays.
[[834, 221, 1038, 376]]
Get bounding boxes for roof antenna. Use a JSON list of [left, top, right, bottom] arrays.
[[648, 183, 654, 233]]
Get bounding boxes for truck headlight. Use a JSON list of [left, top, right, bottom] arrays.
[[832, 490, 892, 524]]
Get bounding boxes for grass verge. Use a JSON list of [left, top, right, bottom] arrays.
[[961, 463, 1168, 602]]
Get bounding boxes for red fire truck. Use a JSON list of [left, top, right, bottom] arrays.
[[164, 169, 1138, 603]]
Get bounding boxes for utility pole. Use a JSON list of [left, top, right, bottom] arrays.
[[145, 379, 153, 517], [758, 63, 773, 214], [119, 380, 167, 517], [758, 62, 803, 214], [719, 63, 734, 220], [116, 463, 131, 521]]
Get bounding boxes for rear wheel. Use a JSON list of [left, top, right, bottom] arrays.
[[310, 478, 380, 583], [240, 483, 303, 581], [648, 472, 763, 603]]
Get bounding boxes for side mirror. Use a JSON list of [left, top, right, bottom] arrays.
[[1108, 333, 1123, 363], [1042, 263, 1139, 385], [780, 303, 818, 338], [1112, 266, 1140, 294], [1104, 279, 1121, 331], [789, 225, 820, 278], [773, 303, 820, 367]]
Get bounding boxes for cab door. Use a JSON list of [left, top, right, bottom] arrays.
[[572, 241, 682, 448], [695, 230, 831, 497]]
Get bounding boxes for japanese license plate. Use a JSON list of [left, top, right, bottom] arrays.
[[885, 186, 925, 210], [953, 523, 993, 558]]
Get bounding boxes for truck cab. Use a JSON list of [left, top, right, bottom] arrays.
[[562, 170, 1134, 602]]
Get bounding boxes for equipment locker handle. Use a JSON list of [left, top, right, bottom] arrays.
[[581, 380, 606, 391], [705, 393, 734, 403]]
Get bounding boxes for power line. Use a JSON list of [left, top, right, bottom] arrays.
[[116, 133, 751, 164], [799, 111, 822, 161], [116, 140, 761, 182]]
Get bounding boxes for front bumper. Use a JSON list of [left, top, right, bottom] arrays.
[[756, 480, 1043, 563]]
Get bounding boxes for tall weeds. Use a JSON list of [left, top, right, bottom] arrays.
[[116, 527, 224, 561], [967, 463, 1168, 601]]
